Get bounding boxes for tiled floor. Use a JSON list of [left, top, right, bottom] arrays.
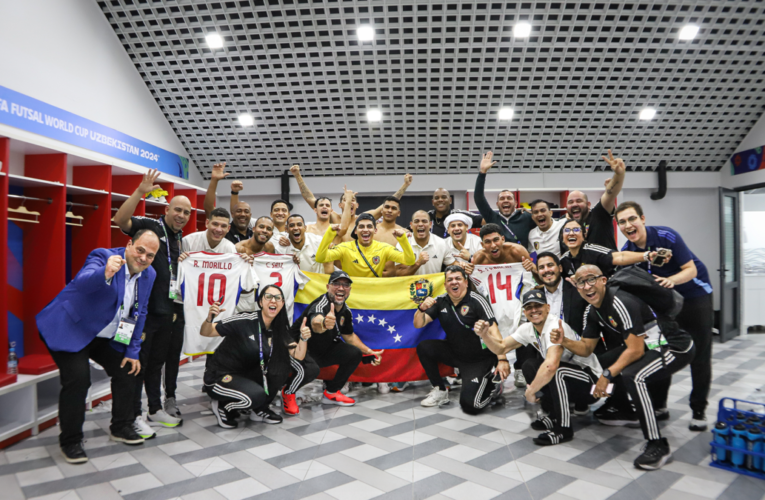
[[3, 336, 765, 500]]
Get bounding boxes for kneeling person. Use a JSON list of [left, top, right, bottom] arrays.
[[477, 290, 602, 446]]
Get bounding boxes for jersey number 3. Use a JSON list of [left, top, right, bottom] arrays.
[[197, 273, 227, 306], [486, 272, 512, 304]]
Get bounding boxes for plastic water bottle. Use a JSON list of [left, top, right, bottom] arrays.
[[713, 421, 730, 464], [731, 424, 748, 468], [7, 347, 18, 375], [746, 426, 763, 471]]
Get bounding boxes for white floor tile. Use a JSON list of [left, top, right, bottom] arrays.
[[110, 472, 163, 496], [89, 452, 138, 471], [349, 419, 392, 432], [339, 444, 389, 462], [183, 456, 235, 477], [390, 430, 436, 446], [16, 465, 64, 487], [214, 478, 270, 500], [441, 481, 500, 500], [302, 430, 346, 445], [386, 461, 441, 482], [325, 480, 384, 500], [671, 476, 729, 499], [6, 446, 50, 464], [28, 490, 81, 500], [436, 419, 478, 431], [558, 479, 617, 500], [437, 444, 486, 463], [246, 442, 293, 459]]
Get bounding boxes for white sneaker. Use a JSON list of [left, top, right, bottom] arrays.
[[377, 383, 390, 394], [341, 382, 351, 394], [147, 409, 182, 428], [133, 415, 156, 440], [421, 387, 450, 407], [514, 370, 527, 388]]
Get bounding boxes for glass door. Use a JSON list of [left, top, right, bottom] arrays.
[[719, 188, 741, 342]]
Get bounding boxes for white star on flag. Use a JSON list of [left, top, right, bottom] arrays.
[[356, 314, 364, 323], [388, 325, 396, 334], [378, 318, 387, 327], [368, 314, 377, 323], [394, 334, 402, 343]]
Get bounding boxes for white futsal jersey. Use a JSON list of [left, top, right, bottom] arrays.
[[251, 253, 310, 322], [179, 252, 258, 355], [471, 262, 535, 338]]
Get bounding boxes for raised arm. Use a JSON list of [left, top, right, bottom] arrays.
[[200, 302, 225, 337], [413, 297, 436, 329], [203, 162, 230, 217], [524, 344, 564, 402], [367, 174, 413, 219], [113, 168, 161, 233], [386, 230, 416, 265], [290, 164, 318, 209], [474, 151, 497, 221], [475, 320, 523, 355], [315, 225, 344, 263], [335, 186, 356, 240], [612, 250, 658, 267], [600, 150, 626, 214]]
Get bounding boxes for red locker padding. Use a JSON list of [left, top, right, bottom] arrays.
[[18, 353, 56, 375]]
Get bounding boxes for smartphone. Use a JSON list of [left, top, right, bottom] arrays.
[[361, 355, 376, 365], [651, 248, 671, 267], [492, 371, 503, 384], [590, 383, 614, 396]]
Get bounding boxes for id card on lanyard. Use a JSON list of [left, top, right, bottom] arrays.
[[114, 279, 140, 345], [450, 303, 487, 349], [161, 221, 182, 299]]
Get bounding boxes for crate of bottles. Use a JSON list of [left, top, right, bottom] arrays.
[[710, 397, 765, 479]]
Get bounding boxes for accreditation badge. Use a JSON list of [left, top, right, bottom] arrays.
[[114, 318, 137, 345]]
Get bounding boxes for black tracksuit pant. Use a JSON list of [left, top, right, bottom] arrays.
[[133, 312, 171, 416], [676, 293, 713, 413], [283, 355, 321, 395], [205, 374, 271, 413], [417, 339, 498, 415], [311, 342, 363, 394], [549, 362, 599, 429]]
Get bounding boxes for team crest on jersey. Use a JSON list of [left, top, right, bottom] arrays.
[[608, 316, 618, 328], [222, 375, 232, 383], [534, 241, 540, 250], [461, 305, 470, 316], [141, 332, 146, 342], [340, 316, 345, 327], [409, 279, 433, 305], [372, 256, 380, 265]]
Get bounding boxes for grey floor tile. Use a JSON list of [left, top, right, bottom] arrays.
[[266, 438, 362, 469], [737, 358, 765, 371], [631, 469, 683, 498], [717, 474, 765, 500], [122, 468, 249, 500], [465, 445, 515, 471], [568, 435, 645, 469], [459, 424, 502, 438], [672, 431, 715, 465], [605, 481, 656, 500], [21, 463, 148, 499], [247, 471, 355, 500], [506, 437, 539, 461], [522, 471, 576, 499], [492, 484, 534, 500], [171, 435, 273, 464], [0, 457, 56, 476], [712, 371, 746, 385]]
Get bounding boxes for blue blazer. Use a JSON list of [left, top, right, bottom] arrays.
[[36, 247, 156, 360]]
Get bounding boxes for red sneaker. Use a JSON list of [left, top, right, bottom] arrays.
[[282, 390, 299, 415], [322, 390, 356, 406]]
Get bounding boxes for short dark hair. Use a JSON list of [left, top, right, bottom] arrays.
[[131, 228, 158, 245], [479, 223, 503, 239], [499, 189, 515, 197], [209, 207, 230, 221], [287, 214, 305, 224], [536, 251, 561, 267], [384, 196, 401, 207], [530, 199, 550, 211], [254, 215, 274, 226], [411, 210, 431, 221], [615, 201, 644, 218], [314, 196, 331, 208], [270, 199, 290, 212]]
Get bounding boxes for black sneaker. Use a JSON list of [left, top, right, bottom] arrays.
[[533, 427, 573, 446], [531, 414, 555, 431], [110, 426, 145, 445], [60, 442, 88, 464], [573, 402, 590, 416], [594, 399, 618, 419], [634, 438, 672, 470], [211, 399, 238, 429], [655, 408, 670, 421], [249, 407, 283, 425], [689, 410, 708, 431], [596, 406, 639, 427]]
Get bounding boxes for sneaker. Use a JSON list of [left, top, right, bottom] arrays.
[[421, 386, 450, 407], [594, 400, 618, 419], [490, 380, 505, 400], [282, 390, 300, 415], [633, 438, 672, 470], [689, 410, 708, 431], [323, 390, 356, 406], [211, 399, 238, 429], [60, 442, 88, 464], [531, 413, 556, 431], [514, 370, 526, 388], [596, 406, 639, 427], [164, 397, 182, 419], [341, 382, 351, 394], [533, 428, 573, 446], [377, 383, 391, 394], [111, 426, 145, 445], [132, 415, 156, 440], [655, 408, 670, 421], [250, 408, 283, 424], [390, 382, 409, 393], [446, 376, 462, 387], [573, 402, 590, 416], [147, 409, 182, 428]]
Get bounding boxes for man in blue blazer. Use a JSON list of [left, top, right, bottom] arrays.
[[37, 229, 160, 464]]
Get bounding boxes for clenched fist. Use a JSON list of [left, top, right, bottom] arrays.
[[105, 255, 126, 280], [416, 251, 430, 266], [419, 296, 436, 311], [231, 180, 244, 193], [473, 319, 490, 337]]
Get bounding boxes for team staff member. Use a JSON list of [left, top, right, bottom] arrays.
[[428, 188, 483, 238], [273, 214, 334, 274], [528, 200, 566, 258], [617, 201, 713, 431], [393, 210, 456, 276], [556, 265, 695, 470], [289, 271, 384, 407], [565, 150, 627, 250], [413, 266, 508, 414], [114, 168, 193, 440], [201, 285, 295, 427], [477, 290, 602, 446], [474, 151, 536, 246], [202, 162, 253, 244], [37, 231, 159, 463], [316, 214, 415, 277]]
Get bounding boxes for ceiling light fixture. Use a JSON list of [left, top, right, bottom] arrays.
[[678, 25, 700, 41], [498, 108, 514, 121], [639, 108, 657, 121], [357, 25, 375, 41], [367, 109, 382, 122], [514, 22, 532, 38], [238, 113, 254, 127], [205, 33, 224, 49]]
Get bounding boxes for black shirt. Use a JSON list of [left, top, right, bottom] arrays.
[[561, 243, 616, 280], [203, 312, 273, 385], [423, 291, 497, 363], [291, 294, 354, 357], [428, 209, 484, 239], [582, 201, 616, 250], [474, 173, 538, 246], [225, 225, 253, 245], [126, 215, 182, 315]]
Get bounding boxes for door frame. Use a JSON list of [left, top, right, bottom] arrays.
[[718, 187, 741, 342]]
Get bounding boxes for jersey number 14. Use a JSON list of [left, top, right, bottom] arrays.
[[197, 273, 227, 306], [486, 272, 512, 304]]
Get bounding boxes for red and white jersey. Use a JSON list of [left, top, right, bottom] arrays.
[[251, 253, 310, 322], [471, 262, 535, 338], [178, 252, 258, 355]]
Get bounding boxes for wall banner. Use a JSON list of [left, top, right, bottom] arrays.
[[0, 85, 189, 179], [731, 146, 764, 176]]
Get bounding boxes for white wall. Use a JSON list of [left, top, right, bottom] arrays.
[[0, 0, 203, 186]]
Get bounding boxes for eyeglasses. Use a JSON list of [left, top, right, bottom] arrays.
[[574, 275, 604, 289], [330, 282, 351, 289], [263, 293, 284, 302], [563, 227, 582, 234], [617, 215, 640, 227]]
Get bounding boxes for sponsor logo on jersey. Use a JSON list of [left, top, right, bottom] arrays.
[[249, 335, 255, 341], [471, 377, 480, 383], [222, 375, 232, 383], [461, 305, 470, 316], [608, 316, 618, 328], [441, 308, 448, 313], [372, 256, 380, 265], [409, 279, 433, 305], [353, 259, 359, 264]]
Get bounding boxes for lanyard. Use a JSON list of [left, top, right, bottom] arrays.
[[355, 241, 379, 277], [257, 319, 270, 396], [160, 219, 180, 275], [120, 276, 140, 321], [449, 302, 472, 329], [499, 217, 519, 243]]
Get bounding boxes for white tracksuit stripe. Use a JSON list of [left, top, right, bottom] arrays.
[[633, 357, 666, 440], [213, 384, 253, 412], [287, 357, 304, 394], [554, 367, 593, 428]]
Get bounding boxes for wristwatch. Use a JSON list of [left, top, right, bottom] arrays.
[[231, 190, 238, 195], [602, 369, 613, 381], [299, 336, 308, 342]]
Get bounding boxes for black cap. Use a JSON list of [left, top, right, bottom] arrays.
[[351, 213, 377, 240], [522, 289, 547, 306], [328, 270, 353, 285]]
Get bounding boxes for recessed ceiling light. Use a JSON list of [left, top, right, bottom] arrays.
[[367, 109, 382, 122], [238, 113, 254, 127], [514, 22, 532, 38], [205, 33, 224, 49], [357, 25, 375, 41], [678, 25, 700, 41], [639, 108, 657, 121], [498, 108, 514, 120]]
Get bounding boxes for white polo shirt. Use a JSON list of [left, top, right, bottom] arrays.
[[272, 232, 324, 274], [528, 218, 566, 257], [182, 230, 238, 254], [97, 259, 142, 339], [445, 233, 483, 263], [396, 234, 455, 275], [544, 283, 564, 323]]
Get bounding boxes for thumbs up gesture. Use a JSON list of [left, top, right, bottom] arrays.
[[324, 303, 337, 330], [550, 319, 564, 345], [299, 317, 311, 341], [105, 255, 126, 279], [521, 255, 537, 274]]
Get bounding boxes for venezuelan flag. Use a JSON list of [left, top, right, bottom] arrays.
[[294, 272, 454, 383]]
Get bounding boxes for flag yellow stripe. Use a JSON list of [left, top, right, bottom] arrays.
[[296, 272, 445, 311]]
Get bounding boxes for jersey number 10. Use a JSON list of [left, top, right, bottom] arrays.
[[486, 272, 512, 304], [197, 273, 227, 306]]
